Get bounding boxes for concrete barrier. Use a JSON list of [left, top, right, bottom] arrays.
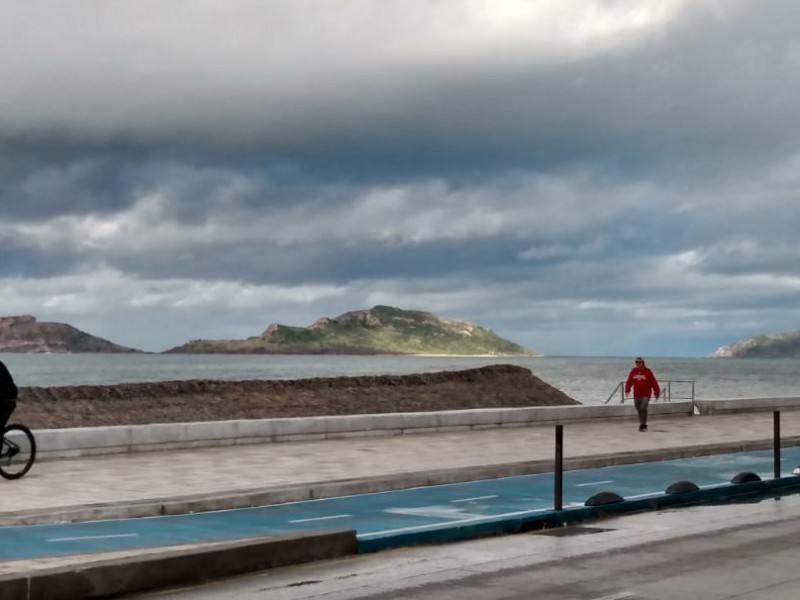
[[695, 397, 800, 414], [32, 402, 691, 459], [0, 529, 357, 600]]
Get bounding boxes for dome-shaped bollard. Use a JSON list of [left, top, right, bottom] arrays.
[[793, 465, 800, 475], [585, 491, 625, 506], [731, 471, 761, 484], [665, 480, 700, 494]]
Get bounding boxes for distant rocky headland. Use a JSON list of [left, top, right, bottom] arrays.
[[711, 329, 800, 358], [0, 315, 140, 354], [0, 306, 536, 356]]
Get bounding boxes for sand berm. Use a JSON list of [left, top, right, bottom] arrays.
[[14, 364, 580, 429]]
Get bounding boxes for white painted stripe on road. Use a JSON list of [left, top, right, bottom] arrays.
[[385, 505, 486, 519], [575, 480, 614, 487], [359, 508, 551, 540], [451, 495, 498, 503], [49, 533, 139, 543], [289, 514, 351, 523], [592, 592, 635, 600]]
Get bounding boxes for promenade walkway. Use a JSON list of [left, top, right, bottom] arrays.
[[2, 410, 799, 522], [1, 408, 799, 597]]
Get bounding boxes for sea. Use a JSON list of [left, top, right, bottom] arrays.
[[1, 353, 798, 406]]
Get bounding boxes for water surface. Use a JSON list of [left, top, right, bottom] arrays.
[[2, 353, 797, 405]]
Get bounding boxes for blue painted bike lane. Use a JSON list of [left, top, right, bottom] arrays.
[[2, 447, 800, 561]]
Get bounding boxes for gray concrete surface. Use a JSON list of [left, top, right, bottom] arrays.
[[136, 492, 800, 600], [5, 406, 800, 526], [1, 402, 799, 599]]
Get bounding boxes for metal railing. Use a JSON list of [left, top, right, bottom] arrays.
[[605, 380, 695, 407], [553, 410, 785, 513]]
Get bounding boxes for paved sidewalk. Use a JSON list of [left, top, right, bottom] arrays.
[[1, 410, 797, 524]]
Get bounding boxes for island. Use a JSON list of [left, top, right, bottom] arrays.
[[165, 305, 537, 356], [711, 330, 800, 358], [0, 315, 141, 354]]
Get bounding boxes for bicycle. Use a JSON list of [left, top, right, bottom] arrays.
[[0, 423, 36, 479]]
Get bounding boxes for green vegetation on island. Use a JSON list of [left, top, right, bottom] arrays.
[[711, 330, 800, 358], [165, 305, 537, 356]]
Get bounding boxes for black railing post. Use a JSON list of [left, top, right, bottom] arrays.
[[774, 410, 781, 479], [555, 424, 563, 511]]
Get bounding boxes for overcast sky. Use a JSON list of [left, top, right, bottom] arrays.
[[1, 0, 799, 356]]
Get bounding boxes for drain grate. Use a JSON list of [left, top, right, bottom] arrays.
[[534, 526, 615, 537]]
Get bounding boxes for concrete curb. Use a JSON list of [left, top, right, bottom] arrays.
[[0, 529, 358, 600]]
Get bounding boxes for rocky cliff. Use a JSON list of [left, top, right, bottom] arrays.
[[0, 315, 141, 353]]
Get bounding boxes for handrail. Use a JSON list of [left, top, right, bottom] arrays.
[[604, 379, 696, 413], [605, 382, 625, 404]]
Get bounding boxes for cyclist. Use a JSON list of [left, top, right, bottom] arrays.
[[0, 359, 18, 432]]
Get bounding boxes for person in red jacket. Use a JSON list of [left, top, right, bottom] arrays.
[[625, 357, 660, 432]]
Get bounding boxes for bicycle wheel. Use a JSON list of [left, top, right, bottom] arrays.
[[0, 424, 36, 479]]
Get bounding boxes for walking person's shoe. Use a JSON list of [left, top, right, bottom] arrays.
[[638, 424, 647, 432]]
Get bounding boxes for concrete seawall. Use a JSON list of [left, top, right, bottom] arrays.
[[29, 397, 800, 460]]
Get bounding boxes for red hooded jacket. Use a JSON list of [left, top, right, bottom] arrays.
[[625, 364, 660, 399]]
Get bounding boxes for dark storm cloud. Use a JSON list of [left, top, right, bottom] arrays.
[[2, 1, 799, 217], [0, 151, 138, 219], [2, 2, 797, 177]]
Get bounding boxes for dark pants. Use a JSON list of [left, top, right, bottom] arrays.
[[634, 396, 650, 427], [0, 400, 16, 432]]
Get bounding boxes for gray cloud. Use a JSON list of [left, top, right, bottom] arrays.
[[1, 0, 800, 355], [4, 2, 797, 167]]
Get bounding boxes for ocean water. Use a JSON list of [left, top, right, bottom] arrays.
[[2, 353, 798, 405]]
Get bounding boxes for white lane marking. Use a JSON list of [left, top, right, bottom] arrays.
[[575, 480, 614, 487], [49, 533, 139, 543], [385, 506, 485, 519], [451, 495, 498, 503], [592, 592, 636, 600], [360, 508, 551, 539], [289, 514, 351, 523]]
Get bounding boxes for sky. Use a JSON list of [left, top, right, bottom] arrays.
[[2, 0, 800, 357]]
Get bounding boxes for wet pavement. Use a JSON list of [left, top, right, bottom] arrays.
[[0, 409, 798, 587]]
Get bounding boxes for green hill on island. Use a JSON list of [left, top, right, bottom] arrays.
[[165, 305, 537, 356], [711, 330, 800, 358]]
